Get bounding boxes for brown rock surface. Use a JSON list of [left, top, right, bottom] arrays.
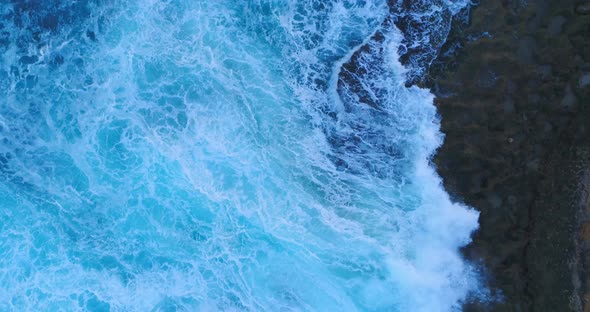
[[423, 0, 590, 310]]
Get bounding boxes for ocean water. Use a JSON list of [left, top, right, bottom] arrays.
[[0, 0, 481, 311]]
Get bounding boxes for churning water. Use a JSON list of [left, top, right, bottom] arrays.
[[0, 0, 481, 311]]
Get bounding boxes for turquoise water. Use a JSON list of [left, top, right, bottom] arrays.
[[0, 0, 480, 311]]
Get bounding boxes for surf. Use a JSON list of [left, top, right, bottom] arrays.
[[0, 0, 481, 311]]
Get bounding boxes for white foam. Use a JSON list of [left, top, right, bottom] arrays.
[[0, 0, 484, 310]]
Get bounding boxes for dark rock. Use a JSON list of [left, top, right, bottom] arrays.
[[576, 3, 590, 14], [422, 0, 590, 310], [561, 84, 578, 111], [537, 65, 553, 80], [517, 37, 537, 64], [526, 158, 541, 172], [544, 122, 554, 133], [476, 68, 498, 88], [547, 16, 567, 36], [504, 97, 516, 114], [488, 194, 503, 209]]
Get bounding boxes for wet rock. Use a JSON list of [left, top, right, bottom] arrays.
[[544, 122, 554, 133], [547, 16, 567, 36], [526, 158, 541, 172], [504, 97, 516, 114], [576, 3, 590, 14], [423, 0, 590, 310], [518, 36, 537, 64], [476, 68, 498, 88], [488, 194, 503, 209], [561, 84, 578, 111], [537, 65, 553, 80], [528, 93, 541, 105]]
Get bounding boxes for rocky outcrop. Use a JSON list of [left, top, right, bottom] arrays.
[[424, 0, 590, 310]]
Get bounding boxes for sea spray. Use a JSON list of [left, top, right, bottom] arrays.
[[0, 0, 481, 311]]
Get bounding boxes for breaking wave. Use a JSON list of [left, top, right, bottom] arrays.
[[0, 0, 481, 311]]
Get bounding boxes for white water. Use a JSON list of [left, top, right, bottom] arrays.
[[0, 0, 481, 311]]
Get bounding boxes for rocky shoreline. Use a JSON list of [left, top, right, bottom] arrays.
[[423, 0, 590, 310]]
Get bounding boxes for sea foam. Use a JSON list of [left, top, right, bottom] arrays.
[[0, 0, 481, 311]]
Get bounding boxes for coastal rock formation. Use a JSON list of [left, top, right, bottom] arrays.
[[424, 0, 590, 310]]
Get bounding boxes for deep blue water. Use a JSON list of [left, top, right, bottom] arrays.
[[0, 0, 481, 311]]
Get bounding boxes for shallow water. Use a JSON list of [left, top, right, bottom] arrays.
[[0, 1, 480, 311]]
